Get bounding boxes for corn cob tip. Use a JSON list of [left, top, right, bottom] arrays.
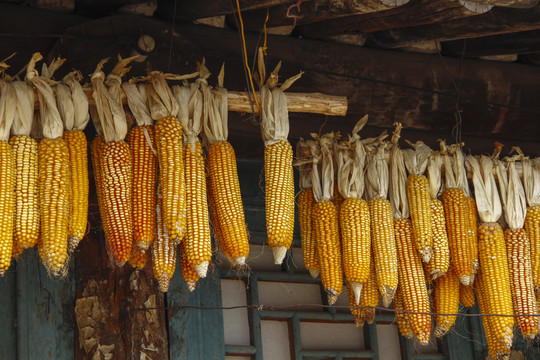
[[327, 292, 339, 305], [354, 315, 364, 328], [350, 282, 363, 306], [434, 325, 449, 338], [68, 236, 81, 253], [195, 261, 209, 278], [173, 237, 182, 246], [234, 256, 246, 267], [459, 275, 472, 286], [187, 280, 197, 292], [272, 246, 288, 265], [420, 247, 432, 263], [309, 269, 320, 278], [0, 270, 4, 277], [417, 336, 430, 346], [380, 286, 396, 308], [158, 275, 171, 292], [430, 269, 445, 281], [137, 242, 150, 251], [116, 261, 126, 267], [364, 309, 376, 325]]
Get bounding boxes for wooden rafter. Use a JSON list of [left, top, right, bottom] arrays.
[[442, 30, 540, 57]]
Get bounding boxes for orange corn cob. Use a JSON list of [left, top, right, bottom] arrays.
[[426, 198, 450, 280], [91, 136, 107, 234], [128, 125, 157, 251], [395, 217, 431, 345], [0, 141, 15, 275], [459, 284, 476, 308], [394, 287, 414, 339], [180, 241, 200, 292], [207, 169, 226, 256], [466, 197, 479, 274], [129, 245, 148, 270], [525, 205, 540, 291], [153, 189, 177, 292], [298, 189, 318, 278], [434, 267, 460, 337], [347, 285, 364, 328], [407, 174, 432, 262], [358, 259, 379, 325]]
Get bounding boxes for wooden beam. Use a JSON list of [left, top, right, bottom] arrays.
[[441, 30, 540, 57], [290, 0, 489, 39], [367, 4, 540, 48], [462, 0, 538, 7]]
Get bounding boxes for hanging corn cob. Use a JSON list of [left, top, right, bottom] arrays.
[[347, 285, 364, 327], [26, 54, 71, 276], [522, 156, 540, 293], [295, 138, 319, 278], [441, 142, 478, 286], [459, 284, 476, 308], [123, 82, 157, 251], [467, 155, 514, 351], [153, 185, 177, 292], [389, 125, 431, 345], [0, 77, 16, 274], [403, 139, 432, 262], [9, 79, 39, 257], [434, 266, 460, 337], [394, 287, 414, 340], [365, 134, 397, 308], [129, 245, 148, 270], [172, 66, 212, 278], [202, 68, 249, 267], [91, 57, 135, 266], [57, 71, 90, 251], [495, 153, 538, 339], [357, 258, 379, 326], [179, 241, 200, 292], [337, 116, 371, 305], [259, 59, 301, 265], [311, 134, 343, 305], [425, 151, 450, 280]]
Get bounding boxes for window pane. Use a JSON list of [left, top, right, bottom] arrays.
[[261, 320, 291, 360], [222, 279, 250, 346], [300, 322, 365, 350], [259, 281, 322, 311], [376, 324, 401, 360]]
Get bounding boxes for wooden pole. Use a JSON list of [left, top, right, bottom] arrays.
[[33, 87, 348, 116]]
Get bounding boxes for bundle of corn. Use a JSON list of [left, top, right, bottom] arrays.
[[522, 156, 540, 294], [56, 71, 90, 251], [9, 77, 38, 258], [179, 241, 200, 292], [311, 133, 343, 304], [495, 153, 538, 339], [202, 68, 249, 267], [403, 139, 432, 263], [441, 142, 478, 286], [91, 57, 135, 265], [122, 83, 157, 252], [389, 124, 431, 345], [365, 134, 397, 307], [353, 258, 379, 326], [467, 155, 514, 351], [0, 76, 16, 274], [259, 57, 301, 265], [153, 185, 176, 292], [172, 64, 212, 278], [394, 287, 414, 339], [434, 266, 460, 337], [295, 138, 319, 278], [425, 151, 450, 280], [337, 116, 371, 305], [26, 54, 71, 276]]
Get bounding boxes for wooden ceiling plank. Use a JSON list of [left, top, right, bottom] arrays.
[[461, 0, 538, 8], [366, 4, 540, 48], [442, 30, 540, 57], [291, 0, 488, 39]]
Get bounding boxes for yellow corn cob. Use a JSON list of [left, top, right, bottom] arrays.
[[180, 241, 200, 292], [37, 138, 70, 276], [466, 197, 479, 274], [434, 266, 460, 337], [207, 169, 226, 257], [91, 136, 107, 234], [184, 141, 211, 277], [314, 200, 343, 304], [265, 140, 295, 265], [340, 197, 371, 304], [525, 205, 540, 290], [207, 141, 249, 266], [298, 189, 318, 278], [505, 228, 538, 339], [128, 245, 148, 270], [155, 116, 186, 242], [395, 217, 431, 345], [368, 197, 398, 307], [347, 285, 364, 328], [358, 259, 379, 325], [12, 242, 24, 259], [127, 125, 157, 250], [153, 189, 177, 292], [477, 222, 514, 348], [9, 135, 39, 252], [407, 174, 432, 262], [101, 140, 133, 265], [394, 287, 414, 339], [443, 188, 475, 285], [459, 284, 476, 308], [426, 198, 450, 280], [0, 141, 15, 275], [64, 130, 89, 251]]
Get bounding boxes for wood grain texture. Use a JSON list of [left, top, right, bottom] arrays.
[[462, 0, 538, 7]]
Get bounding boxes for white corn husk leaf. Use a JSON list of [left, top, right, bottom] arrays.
[[442, 142, 457, 190], [454, 145, 470, 197], [389, 143, 409, 219], [64, 71, 89, 131], [56, 83, 75, 131], [174, 84, 192, 132], [10, 81, 34, 136], [466, 155, 502, 223], [318, 134, 335, 202], [295, 138, 313, 191], [523, 157, 540, 207], [309, 140, 323, 202], [260, 85, 289, 146], [122, 83, 153, 126], [202, 66, 228, 146], [427, 151, 443, 199], [148, 73, 179, 120], [90, 107, 103, 136], [0, 80, 16, 141], [366, 143, 389, 201], [505, 160, 527, 230], [337, 118, 368, 200], [403, 141, 431, 176]]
